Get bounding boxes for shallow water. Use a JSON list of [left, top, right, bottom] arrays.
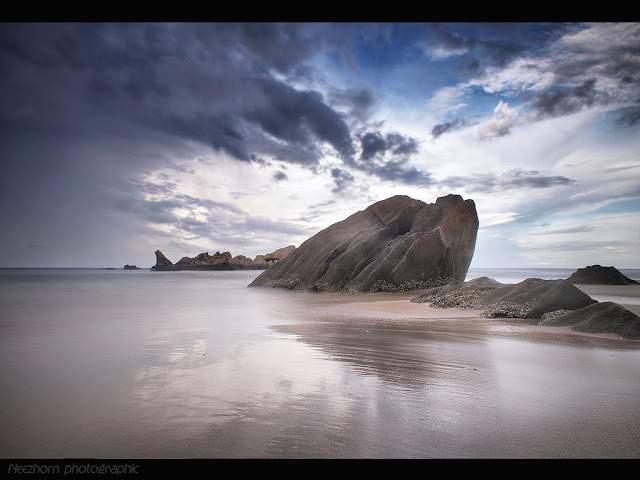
[[1, 268, 639, 458]]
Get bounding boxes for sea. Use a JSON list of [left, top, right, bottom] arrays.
[[1, 267, 639, 459]]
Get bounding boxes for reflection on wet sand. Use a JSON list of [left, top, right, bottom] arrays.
[[273, 319, 485, 390]]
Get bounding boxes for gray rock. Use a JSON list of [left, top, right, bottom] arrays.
[[539, 302, 640, 339], [249, 194, 478, 292], [410, 276, 502, 309], [175, 251, 232, 267], [152, 250, 234, 271], [154, 250, 173, 268], [477, 278, 597, 318], [567, 265, 639, 285], [411, 277, 597, 319], [152, 246, 296, 271]]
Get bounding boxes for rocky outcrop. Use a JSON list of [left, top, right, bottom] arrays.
[[412, 277, 596, 319], [411, 276, 503, 309], [477, 278, 597, 318], [123, 264, 141, 270], [412, 276, 640, 339], [567, 265, 639, 285], [229, 245, 296, 269], [249, 194, 478, 292], [175, 251, 233, 268], [154, 250, 173, 268], [539, 302, 640, 339], [152, 250, 234, 271], [152, 246, 296, 271]]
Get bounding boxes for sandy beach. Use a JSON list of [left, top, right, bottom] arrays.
[[289, 283, 640, 346]]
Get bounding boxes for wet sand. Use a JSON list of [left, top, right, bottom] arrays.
[[295, 284, 640, 345], [262, 284, 640, 458], [2, 271, 639, 458]]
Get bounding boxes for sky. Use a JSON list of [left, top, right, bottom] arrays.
[[0, 22, 639, 269]]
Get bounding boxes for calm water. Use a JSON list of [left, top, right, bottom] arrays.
[[1, 267, 639, 458]]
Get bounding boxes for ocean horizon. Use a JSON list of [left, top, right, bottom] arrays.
[[2, 266, 639, 283]]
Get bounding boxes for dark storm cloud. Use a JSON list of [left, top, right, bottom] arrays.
[[532, 79, 605, 118], [360, 132, 387, 160], [385, 133, 419, 156], [426, 23, 564, 77], [359, 131, 419, 161], [443, 169, 576, 193], [519, 24, 639, 129], [164, 113, 251, 161], [520, 24, 640, 129], [229, 22, 318, 74], [349, 130, 426, 186], [242, 77, 355, 162], [329, 87, 377, 120], [330, 168, 355, 193], [550, 26, 640, 88], [615, 105, 640, 126], [431, 119, 468, 138], [368, 159, 433, 186], [0, 23, 356, 169], [272, 170, 288, 182]]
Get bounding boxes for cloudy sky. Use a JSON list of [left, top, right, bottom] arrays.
[[1, 22, 639, 269]]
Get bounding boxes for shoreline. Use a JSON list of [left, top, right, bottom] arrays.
[[292, 284, 640, 346]]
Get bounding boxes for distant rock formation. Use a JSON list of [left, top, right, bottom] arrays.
[[567, 265, 639, 285], [175, 251, 234, 269], [152, 246, 296, 271], [249, 194, 478, 292], [229, 245, 296, 270], [412, 277, 596, 319], [539, 302, 640, 339], [154, 250, 173, 268], [123, 264, 141, 270]]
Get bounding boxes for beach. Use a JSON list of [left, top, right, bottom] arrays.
[[1, 268, 639, 458], [300, 283, 640, 345]]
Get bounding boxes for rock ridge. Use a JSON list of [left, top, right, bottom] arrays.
[[152, 245, 296, 271]]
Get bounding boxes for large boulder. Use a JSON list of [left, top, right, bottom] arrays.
[[249, 194, 478, 292], [539, 302, 640, 339], [567, 265, 639, 285]]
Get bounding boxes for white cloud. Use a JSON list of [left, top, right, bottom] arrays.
[[428, 86, 468, 114], [418, 41, 468, 60], [478, 101, 520, 139], [468, 57, 556, 96]]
